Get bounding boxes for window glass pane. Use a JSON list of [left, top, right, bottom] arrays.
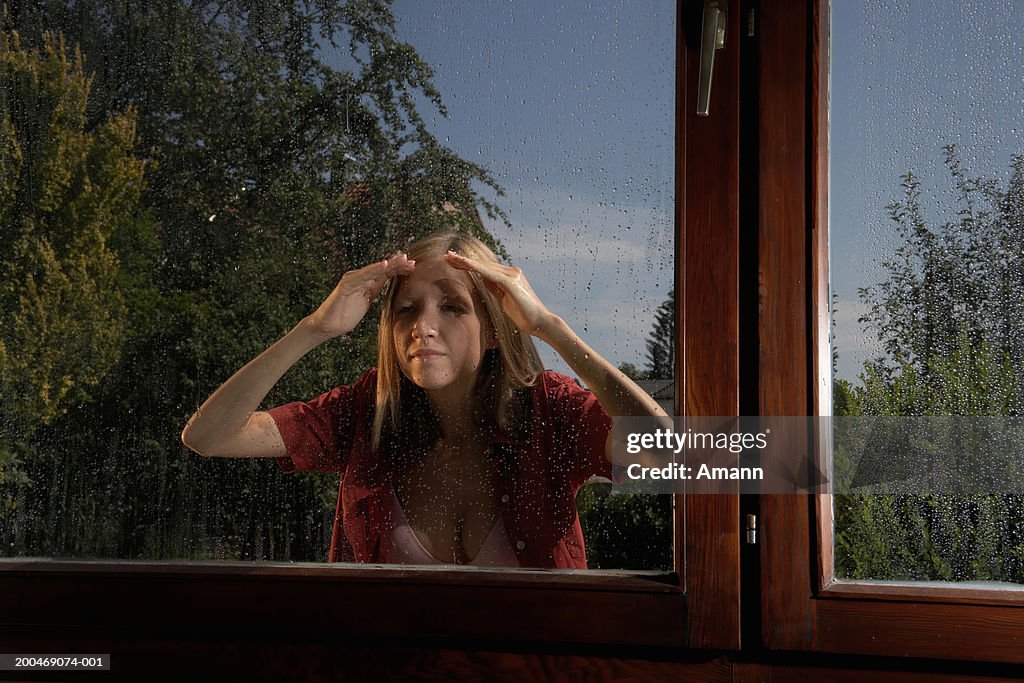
[[830, 1, 1024, 583], [0, 1, 674, 569]]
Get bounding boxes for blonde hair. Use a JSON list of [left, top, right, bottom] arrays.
[[372, 232, 544, 453]]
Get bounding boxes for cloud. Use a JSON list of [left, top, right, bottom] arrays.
[[483, 184, 674, 267], [475, 183, 674, 373]]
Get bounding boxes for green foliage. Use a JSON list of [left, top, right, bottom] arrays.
[[858, 146, 1024, 399], [0, 30, 149, 522], [836, 147, 1024, 583], [834, 492, 1024, 583], [576, 483, 672, 570], [0, 30, 145, 429], [617, 362, 644, 381]]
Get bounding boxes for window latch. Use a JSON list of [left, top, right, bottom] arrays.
[[697, 0, 728, 116], [745, 514, 758, 544]]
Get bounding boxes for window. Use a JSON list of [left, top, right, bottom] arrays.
[[760, 0, 1024, 663], [829, 0, 1024, 585], [1, 0, 672, 570], [0, 0, 743, 650], [6, 2, 671, 569]]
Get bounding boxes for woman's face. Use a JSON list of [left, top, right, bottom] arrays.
[[391, 255, 490, 402]]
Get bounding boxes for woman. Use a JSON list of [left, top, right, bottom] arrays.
[[181, 232, 667, 568]]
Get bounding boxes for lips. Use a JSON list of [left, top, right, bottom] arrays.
[[409, 349, 445, 360]]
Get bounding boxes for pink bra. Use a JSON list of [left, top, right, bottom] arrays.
[[383, 488, 520, 567]]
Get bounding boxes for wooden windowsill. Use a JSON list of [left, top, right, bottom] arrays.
[[0, 559, 688, 649], [820, 578, 1024, 607], [0, 558, 680, 590]]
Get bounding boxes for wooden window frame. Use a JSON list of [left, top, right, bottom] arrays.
[[758, 0, 1024, 664], [0, 0, 744, 652]]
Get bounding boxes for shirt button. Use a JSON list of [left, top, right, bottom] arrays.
[[500, 494, 510, 503], [516, 540, 526, 550]]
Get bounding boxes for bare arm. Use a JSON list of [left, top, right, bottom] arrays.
[[535, 315, 670, 466], [445, 252, 670, 466], [180, 255, 415, 458], [180, 318, 326, 457], [535, 315, 667, 419]]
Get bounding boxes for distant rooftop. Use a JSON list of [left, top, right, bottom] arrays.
[[636, 378, 673, 400]]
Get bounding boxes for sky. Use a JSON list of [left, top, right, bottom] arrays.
[[829, 0, 1024, 380], [326, 1, 677, 378]]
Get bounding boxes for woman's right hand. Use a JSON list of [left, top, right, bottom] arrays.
[[305, 254, 415, 340]]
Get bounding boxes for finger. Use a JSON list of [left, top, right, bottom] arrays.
[[360, 254, 414, 279], [367, 261, 413, 292], [445, 251, 509, 283], [373, 255, 415, 292], [445, 251, 482, 271], [364, 266, 408, 296], [339, 256, 413, 295], [382, 253, 415, 275]]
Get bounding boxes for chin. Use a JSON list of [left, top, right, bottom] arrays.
[[403, 367, 456, 391], [411, 377, 453, 391]]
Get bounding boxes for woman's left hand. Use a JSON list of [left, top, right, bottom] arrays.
[[445, 251, 556, 338]]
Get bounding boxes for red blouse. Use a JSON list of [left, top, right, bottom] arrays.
[[267, 369, 613, 569]]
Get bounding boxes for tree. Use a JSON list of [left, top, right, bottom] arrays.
[[0, 29, 145, 428], [857, 146, 1024, 410], [617, 362, 644, 381], [644, 289, 674, 379], [3, 1, 508, 281], [0, 30, 147, 512], [834, 146, 1024, 583]]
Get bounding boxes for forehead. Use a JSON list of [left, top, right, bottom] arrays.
[[394, 257, 475, 297]]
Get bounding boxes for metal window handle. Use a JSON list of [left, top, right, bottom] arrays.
[[698, 0, 727, 116]]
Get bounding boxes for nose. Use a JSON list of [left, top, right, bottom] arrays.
[[411, 308, 438, 339]]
